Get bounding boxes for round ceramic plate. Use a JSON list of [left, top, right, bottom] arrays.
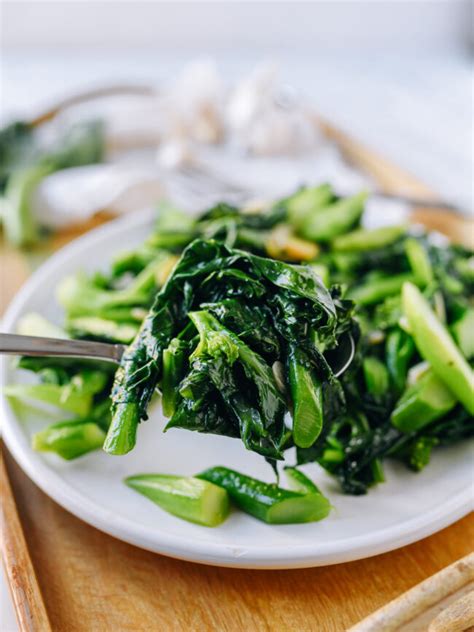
[[1, 210, 472, 569]]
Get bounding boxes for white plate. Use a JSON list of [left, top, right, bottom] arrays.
[[1, 210, 472, 569]]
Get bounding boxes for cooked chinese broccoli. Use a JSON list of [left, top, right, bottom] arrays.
[[6, 183, 472, 522]]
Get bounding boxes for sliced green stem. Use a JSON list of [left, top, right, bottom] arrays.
[[288, 345, 323, 448], [298, 192, 367, 242], [125, 474, 229, 527], [391, 369, 457, 432], [33, 419, 106, 459], [198, 466, 331, 524], [405, 238, 433, 287], [348, 273, 414, 306], [284, 466, 321, 494], [103, 402, 140, 455], [402, 282, 474, 414], [363, 357, 389, 397], [331, 225, 406, 252]]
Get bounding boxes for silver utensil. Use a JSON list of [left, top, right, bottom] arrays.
[[0, 333, 124, 363], [166, 161, 466, 216], [0, 332, 355, 378]]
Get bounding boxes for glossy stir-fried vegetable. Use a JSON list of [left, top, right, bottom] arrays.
[[105, 238, 354, 458], [7, 184, 474, 526]]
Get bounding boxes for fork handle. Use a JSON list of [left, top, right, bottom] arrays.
[[0, 333, 124, 362]]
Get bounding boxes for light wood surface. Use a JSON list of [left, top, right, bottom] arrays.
[[1, 451, 52, 632], [2, 447, 473, 632], [1, 122, 473, 632]]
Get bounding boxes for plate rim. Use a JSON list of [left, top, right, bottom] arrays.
[[1, 210, 472, 569]]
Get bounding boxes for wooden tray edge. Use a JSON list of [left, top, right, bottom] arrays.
[[1, 444, 52, 632]]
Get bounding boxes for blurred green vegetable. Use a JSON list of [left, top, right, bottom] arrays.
[[33, 418, 107, 460], [0, 119, 105, 247], [402, 282, 474, 414]]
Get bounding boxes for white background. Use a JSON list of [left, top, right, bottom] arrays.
[[1, 1, 473, 209], [0, 1, 473, 629], [2, 1, 472, 51]]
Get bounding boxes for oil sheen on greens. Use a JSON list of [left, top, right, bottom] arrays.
[[105, 238, 355, 460], [8, 183, 474, 497]]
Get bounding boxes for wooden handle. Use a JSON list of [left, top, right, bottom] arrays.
[[428, 590, 474, 632], [349, 553, 474, 632], [0, 445, 52, 632]]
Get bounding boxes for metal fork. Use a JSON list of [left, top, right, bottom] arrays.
[[167, 164, 252, 206], [0, 332, 355, 378], [172, 163, 465, 214], [0, 333, 124, 363]]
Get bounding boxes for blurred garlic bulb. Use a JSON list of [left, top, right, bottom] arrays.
[[227, 62, 278, 134], [102, 97, 166, 151], [247, 107, 318, 156], [157, 137, 195, 170], [164, 59, 225, 144], [227, 62, 319, 155]]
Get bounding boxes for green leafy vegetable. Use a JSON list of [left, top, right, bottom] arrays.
[[2, 163, 53, 245], [1, 119, 105, 247], [66, 316, 139, 343], [105, 238, 353, 457], [6, 182, 472, 515], [0, 121, 35, 191], [4, 369, 108, 416]]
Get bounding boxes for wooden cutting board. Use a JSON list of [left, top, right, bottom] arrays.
[[1, 118, 473, 632]]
